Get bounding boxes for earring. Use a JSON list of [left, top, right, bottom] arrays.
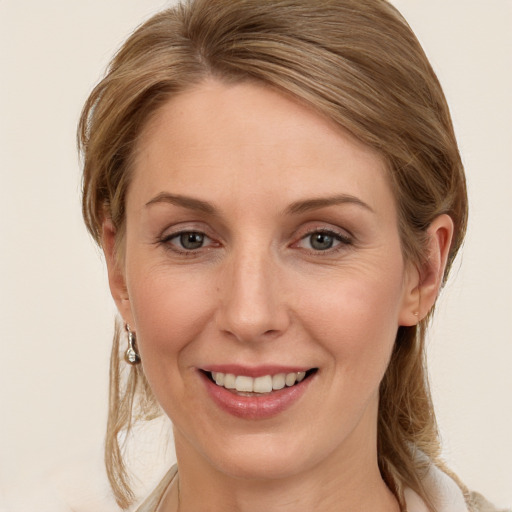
[[124, 324, 141, 365]]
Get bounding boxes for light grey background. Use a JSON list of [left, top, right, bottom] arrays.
[[1, 0, 511, 508]]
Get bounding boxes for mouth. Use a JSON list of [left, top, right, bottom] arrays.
[[201, 368, 318, 397]]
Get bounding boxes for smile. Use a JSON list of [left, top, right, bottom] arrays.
[[207, 370, 314, 394], [200, 367, 317, 418]]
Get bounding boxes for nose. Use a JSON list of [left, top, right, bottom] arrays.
[[215, 245, 290, 344]]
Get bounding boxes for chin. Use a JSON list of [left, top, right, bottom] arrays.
[[201, 431, 323, 482], [215, 453, 307, 482]]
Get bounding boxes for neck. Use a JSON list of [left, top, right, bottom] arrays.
[[174, 465, 398, 512], [161, 430, 400, 512]]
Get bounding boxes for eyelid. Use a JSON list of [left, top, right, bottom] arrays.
[[306, 227, 351, 241], [294, 222, 353, 241], [156, 223, 221, 254], [157, 220, 214, 241], [162, 230, 211, 243]]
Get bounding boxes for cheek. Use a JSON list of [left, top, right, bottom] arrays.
[[296, 263, 405, 377], [124, 264, 218, 421], [126, 263, 213, 362]]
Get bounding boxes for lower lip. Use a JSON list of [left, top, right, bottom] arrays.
[[200, 372, 314, 420]]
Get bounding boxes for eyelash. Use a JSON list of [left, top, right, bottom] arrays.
[[158, 230, 216, 255], [295, 228, 353, 254], [158, 228, 352, 255]]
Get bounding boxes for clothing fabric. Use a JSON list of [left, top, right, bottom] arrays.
[[134, 464, 507, 512], [136, 466, 178, 512]]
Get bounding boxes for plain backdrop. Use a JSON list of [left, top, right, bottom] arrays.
[[1, 0, 511, 509]]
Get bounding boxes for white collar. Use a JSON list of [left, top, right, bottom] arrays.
[[404, 462, 469, 512]]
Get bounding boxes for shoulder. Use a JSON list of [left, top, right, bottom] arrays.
[[134, 465, 178, 512], [467, 491, 512, 512], [409, 456, 510, 512]]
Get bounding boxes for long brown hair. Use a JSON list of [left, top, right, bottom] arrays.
[[78, 0, 468, 509]]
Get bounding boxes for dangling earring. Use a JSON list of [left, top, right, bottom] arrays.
[[125, 324, 141, 365]]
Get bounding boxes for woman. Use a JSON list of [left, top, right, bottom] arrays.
[[78, 1, 504, 511]]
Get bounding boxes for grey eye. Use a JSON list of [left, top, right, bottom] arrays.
[[179, 232, 205, 250], [309, 232, 335, 250]]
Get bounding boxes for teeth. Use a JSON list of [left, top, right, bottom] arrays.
[[235, 375, 253, 392], [253, 375, 273, 393], [209, 371, 309, 393], [224, 373, 236, 389], [285, 373, 297, 387], [272, 373, 286, 390]]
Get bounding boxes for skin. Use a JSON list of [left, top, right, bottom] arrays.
[[103, 79, 453, 512]]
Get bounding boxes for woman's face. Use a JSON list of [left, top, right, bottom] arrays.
[[109, 79, 421, 480]]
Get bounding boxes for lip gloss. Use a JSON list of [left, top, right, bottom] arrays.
[[199, 369, 314, 420]]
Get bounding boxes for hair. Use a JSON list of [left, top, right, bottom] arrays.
[[78, 0, 468, 509]]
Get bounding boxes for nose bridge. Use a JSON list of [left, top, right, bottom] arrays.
[[217, 238, 288, 342]]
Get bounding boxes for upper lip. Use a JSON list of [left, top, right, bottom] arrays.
[[200, 365, 314, 378]]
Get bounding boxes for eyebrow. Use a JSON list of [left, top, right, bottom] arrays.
[[284, 194, 374, 215], [145, 192, 217, 215], [145, 192, 374, 216]]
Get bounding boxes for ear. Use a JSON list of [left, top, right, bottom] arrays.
[[399, 214, 454, 326], [102, 219, 134, 326]]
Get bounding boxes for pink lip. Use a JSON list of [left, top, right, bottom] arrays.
[[199, 368, 315, 420]]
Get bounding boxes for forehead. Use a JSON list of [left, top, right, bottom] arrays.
[[130, 79, 394, 216]]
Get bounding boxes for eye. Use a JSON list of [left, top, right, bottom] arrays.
[[308, 232, 337, 251], [179, 232, 206, 250], [163, 231, 212, 251], [296, 229, 351, 252]]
